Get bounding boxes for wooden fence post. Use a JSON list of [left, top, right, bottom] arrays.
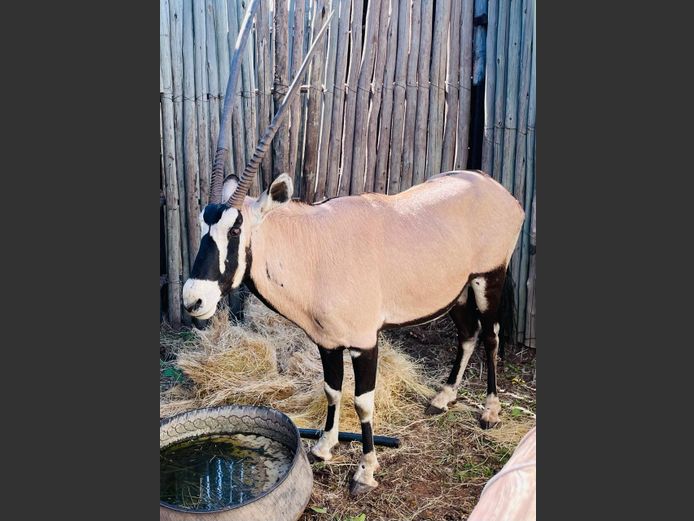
[[385, 0, 408, 194], [339, 0, 365, 196], [412, 0, 433, 186], [425, 0, 450, 179], [441, 0, 463, 172], [303, 0, 328, 202], [182, 0, 200, 267], [161, 0, 183, 329], [401, 0, 422, 190], [349, 0, 384, 194], [325, 0, 352, 197]]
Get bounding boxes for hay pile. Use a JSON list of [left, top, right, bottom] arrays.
[[161, 296, 435, 433]]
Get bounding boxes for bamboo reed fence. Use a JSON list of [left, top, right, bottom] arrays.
[[160, 0, 536, 348]]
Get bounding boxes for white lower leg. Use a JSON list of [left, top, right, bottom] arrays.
[[481, 323, 501, 424], [430, 332, 478, 410], [351, 450, 379, 488], [481, 393, 501, 424], [352, 390, 379, 487], [311, 384, 342, 461]]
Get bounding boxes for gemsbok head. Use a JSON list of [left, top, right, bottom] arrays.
[[181, 0, 524, 496]]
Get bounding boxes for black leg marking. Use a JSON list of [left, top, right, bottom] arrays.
[[309, 346, 345, 463], [446, 292, 480, 386], [352, 345, 378, 397], [325, 404, 337, 432], [349, 344, 380, 494], [318, 346, 344, 393], [361, 422, 374, 454]]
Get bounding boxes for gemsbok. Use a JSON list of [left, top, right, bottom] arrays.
[[180, 0, 525, 496]]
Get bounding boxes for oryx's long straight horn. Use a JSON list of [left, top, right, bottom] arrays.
[[227, 10, 335, 209], [209, 0, 260, 204]]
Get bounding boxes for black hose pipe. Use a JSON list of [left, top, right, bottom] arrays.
[[298, 428, 401, 448]]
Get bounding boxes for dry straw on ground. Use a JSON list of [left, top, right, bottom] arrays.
[[161, 296, 435, 434]]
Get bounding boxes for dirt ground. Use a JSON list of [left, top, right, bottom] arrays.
[[160, 314, 536, 521]]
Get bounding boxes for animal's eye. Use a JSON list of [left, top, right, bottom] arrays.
[[229, 227, 241, 238]]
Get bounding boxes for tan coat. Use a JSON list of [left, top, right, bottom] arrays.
[[242, 171, 524, 349]]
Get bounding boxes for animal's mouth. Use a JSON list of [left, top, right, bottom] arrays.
[[188, 307, 216, 320]]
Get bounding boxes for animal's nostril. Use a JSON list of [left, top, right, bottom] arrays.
[[186, 298, 203, 313]]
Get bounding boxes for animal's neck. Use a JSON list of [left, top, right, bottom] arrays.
[[241, 202, 323, 326]]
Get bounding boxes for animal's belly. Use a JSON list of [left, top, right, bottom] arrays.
[[380, 268, 469, 328]]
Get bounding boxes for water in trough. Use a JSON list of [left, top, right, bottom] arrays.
[[160, 433, 293, 511]]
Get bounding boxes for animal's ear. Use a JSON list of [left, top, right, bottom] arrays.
[[222, 175, 240, 202], [255, 174, 293, 217]]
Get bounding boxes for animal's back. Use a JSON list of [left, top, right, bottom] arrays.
[[367, 170, 524, 325]]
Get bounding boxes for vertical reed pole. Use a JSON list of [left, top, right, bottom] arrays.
[[501, 0, 522, 193], [205, 0, 221, 188], [481, 0, 497, 174], [256, 0, 273, 189], [401, 0, 422, 190], [303, 0, 328, 202], [412, 0, 433, 186], [237, 0, 259, 195], [522, 5, 535, 346], [273, 0, 290, 178], [425, 0, 449, 178], [502, 0, 523, 315], [514, 0, 534, 341], [220, 0, 247, 180], [161, 0, 182, 329], [366, 0, 400, 194], [289, 0, 306, 183], [169, 0, 191, 291], [491, 0, 509, 181], [193, 0, 210, 207], [441, 0, 462, 172], [350, 0, 383, 194], [326, 0, 352, 197], [467, 0, 487, 169], [454, 0, 474, 169], [316, 0, 340, 200], [385, 0, 408, 194], [338, 0, 365, 196], [183, 0, 201, 264], [525, 191, 536, 348]]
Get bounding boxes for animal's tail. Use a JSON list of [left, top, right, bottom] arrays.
[[498, 268, 517, 359]]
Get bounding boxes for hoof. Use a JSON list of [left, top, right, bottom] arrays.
[[349, 479, 378, 496], [425, 404, 446, 416], [479, 418, 499, 430], [307, 451, 325, 464]]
